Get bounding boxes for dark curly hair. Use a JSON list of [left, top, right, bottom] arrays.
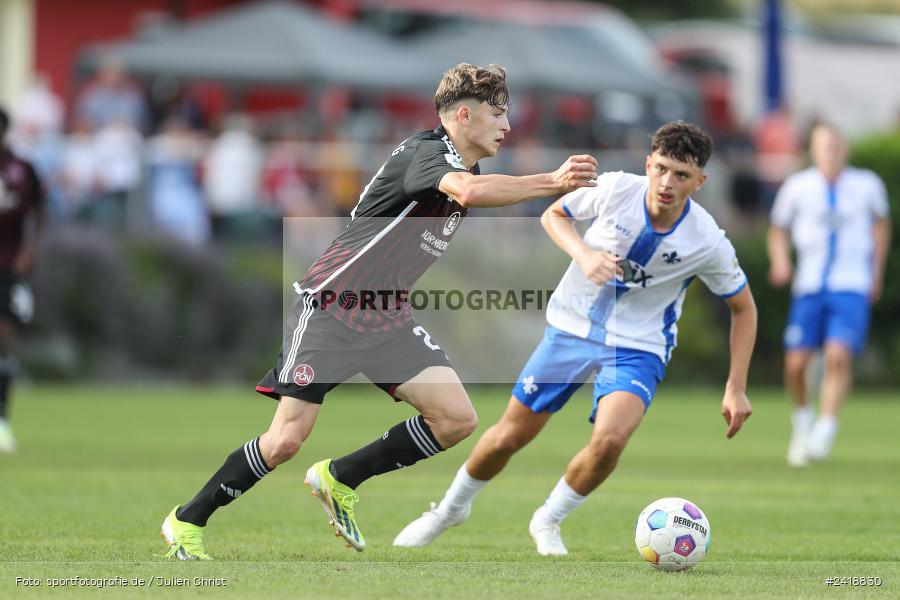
[[434, 63, 509, 114], [650, 121, 714, 168]]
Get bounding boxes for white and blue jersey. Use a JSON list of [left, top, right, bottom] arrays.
[[513, 172, 747, 420], [548, 172, 746, 363], [771, 167, 888, 354], [771, 166, 888, 297]]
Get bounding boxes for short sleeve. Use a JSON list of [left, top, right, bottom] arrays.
[[403, 139, 470, 199], [868, 172, 890, 218], [698, 236, 748, 298], [770, 177, 796, 228], [560, 172, 618, 221]]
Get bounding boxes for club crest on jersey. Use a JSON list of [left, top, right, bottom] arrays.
[[662, 251, 681, 264], [293, 364, 315, 386], [443, 211, 461, 235]]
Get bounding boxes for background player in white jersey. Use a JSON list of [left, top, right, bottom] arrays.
[[768, 123, 891, 467], [394, 121, 757, 555]]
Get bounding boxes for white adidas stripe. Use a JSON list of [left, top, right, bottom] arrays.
[[278, 293, 315, 383], [405, 417, 440, 457], [409, 416, 442, 455], [243, 440, 269, 479], [249, 438, 270, 475], [404, 418, 432, 457], [243, 443, 265, 479]]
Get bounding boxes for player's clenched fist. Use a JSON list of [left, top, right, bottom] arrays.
[[576, 250, 623, 286], [552, 155, 598, 193]]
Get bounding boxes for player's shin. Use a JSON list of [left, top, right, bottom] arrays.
[[0, 355, 15, 421], [536, 476, 588, 524], [177, 437, 274, 526], [330, 415, 443, 489]]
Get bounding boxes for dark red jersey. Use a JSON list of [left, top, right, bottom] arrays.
[[0, 149, 43, 268], [297, 125, 477, 332]]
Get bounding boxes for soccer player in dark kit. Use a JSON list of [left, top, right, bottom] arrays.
[[161, 64, 599, 558], [0, 106, 45, 454]]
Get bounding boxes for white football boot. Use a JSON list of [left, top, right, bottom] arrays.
[[806, 417, 837, 462], [787, 407, 814, 467], [0, 419, 16, 454], [393, 501, 471, 547], [529, 508, 568, 556]]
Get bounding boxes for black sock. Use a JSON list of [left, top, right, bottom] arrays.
[[0, 357, 13, 421], [330, 415, 444, 489], [176, 437, 274, 526]]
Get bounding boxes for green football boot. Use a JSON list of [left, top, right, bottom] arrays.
[[305, 459, 366, 551], [161, 505, 212, 560]]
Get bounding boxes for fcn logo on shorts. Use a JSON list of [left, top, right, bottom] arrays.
[[293, 364, 315, 386]]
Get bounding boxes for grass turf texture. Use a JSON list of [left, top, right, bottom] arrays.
[[1, 384, 898, 599]]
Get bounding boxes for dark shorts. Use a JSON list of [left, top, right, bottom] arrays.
[[0, 269, 34, 327], [256, 292, 453, 403]]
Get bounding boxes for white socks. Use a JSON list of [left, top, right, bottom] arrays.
[[813, 414, 837, 436], [536, 477, 587, 524], [791, 406, 814, 433], [438, 463, 488, 517]]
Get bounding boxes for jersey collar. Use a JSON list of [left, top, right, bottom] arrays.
[[643, 187, 691, 236]]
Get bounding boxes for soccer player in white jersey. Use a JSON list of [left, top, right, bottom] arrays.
[[768, 123, 891, 467], [394, 121, 757, 555]]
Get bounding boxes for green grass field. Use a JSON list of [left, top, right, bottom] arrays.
[[1, 384, 898, 598]]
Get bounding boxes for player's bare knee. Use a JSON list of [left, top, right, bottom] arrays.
[[587, 431, 628, 465], [433, 409, 477, 448], [489, 423, 530, 456], [784, 359, 806, 382], [825, 348, 852, 373], [263, 434, 303, 466]]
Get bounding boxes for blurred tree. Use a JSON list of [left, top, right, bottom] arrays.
[[851, 129, 900, 382]]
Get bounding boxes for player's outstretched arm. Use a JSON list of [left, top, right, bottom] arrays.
[[721, 286, 757, 439], [766, 226, 792, 288], [540, 198, 622, 286], [438, 155, 598, 208]]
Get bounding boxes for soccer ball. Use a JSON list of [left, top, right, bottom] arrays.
[[634, 497, 711, 571]]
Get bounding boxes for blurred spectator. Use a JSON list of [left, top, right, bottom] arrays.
[[8, 75, 66, 219], [11, 74, 65, 138], [754, 107, 801, 208], [717, 117, 761, 218], [87, 118, 143, 227], [58, 115, 99, 220], [7, 87, 64, 222], [319, 128, 362, 215], [75, 57, 149, 132], [262, 126, 328, 218], [148, 76, 208, 134], [203, 114, 264, 231], [147, 117, 210, 245]]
